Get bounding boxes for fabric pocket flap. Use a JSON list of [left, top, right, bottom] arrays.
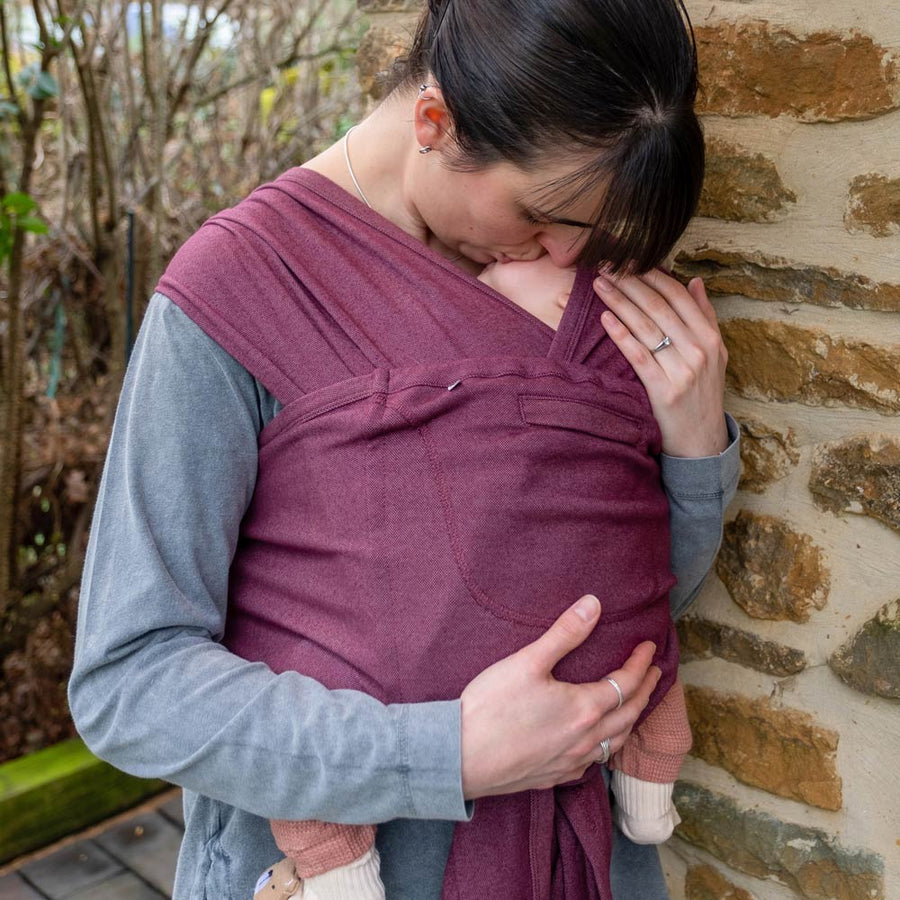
[[519, 394, 645, 446]]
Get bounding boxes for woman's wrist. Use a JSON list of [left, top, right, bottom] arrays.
[[660, 411, 732, 459]]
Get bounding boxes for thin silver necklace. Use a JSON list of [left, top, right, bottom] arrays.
[[342, 124, 463, 264], [343, 126, 372, 208]]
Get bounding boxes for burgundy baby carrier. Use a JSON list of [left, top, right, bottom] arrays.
[[157, 167, 678, 900]]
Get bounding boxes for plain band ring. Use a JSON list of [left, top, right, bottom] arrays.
[[606, 676, 624, 710], [651, 334, 672, 353], [596, 737, 611, 764]]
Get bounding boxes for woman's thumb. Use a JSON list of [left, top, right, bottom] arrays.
[[526, 595, 601, 672]]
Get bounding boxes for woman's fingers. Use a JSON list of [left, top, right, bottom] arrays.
[[573, 663, 661, 773], [521, 594, 602, 674], [592, 642, 660, 729], [638, 268, 718, 332], [595, 275, 686, 353], [593, 657, 661, 744], [595, 270, 720, 362], [598, 309, 672, 394]]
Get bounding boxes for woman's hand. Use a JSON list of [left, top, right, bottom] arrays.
[[459, 595, 661, 800], [594, 269, 729, 458]]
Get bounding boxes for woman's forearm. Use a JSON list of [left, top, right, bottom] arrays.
[[69, 294, 469, 825]]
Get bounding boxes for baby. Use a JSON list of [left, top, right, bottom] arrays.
[[253, 254, 690, 900]]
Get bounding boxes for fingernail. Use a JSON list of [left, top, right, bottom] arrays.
[[574, 595, 600, 621], [594, 276, 613, 292]]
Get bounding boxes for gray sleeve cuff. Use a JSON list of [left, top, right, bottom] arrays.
[[659, 411, 741, 504], [401, 699, 474, 822]]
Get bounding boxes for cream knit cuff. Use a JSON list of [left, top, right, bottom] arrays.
[[611, 770, 681, 845], [301, 846, 386, 900]]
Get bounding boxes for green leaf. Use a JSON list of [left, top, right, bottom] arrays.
[[2, 192, 38, 215], [34, 71, 59, 99], [18, 216, 48, 234], [0, 101, 18, 119], [16, 64, 59, 100]]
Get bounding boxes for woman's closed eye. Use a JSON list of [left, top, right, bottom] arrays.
[[521, 207, 550, 226], [522, 206, 592, 231]]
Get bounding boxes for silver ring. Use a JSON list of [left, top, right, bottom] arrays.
[[606, 676, 624, 710], [651, 334, 672, 353], [596, 737, 611, 764]]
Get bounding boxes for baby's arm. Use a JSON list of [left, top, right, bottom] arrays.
[[255, 820, 383, 900], [607, 680, 691, 844]]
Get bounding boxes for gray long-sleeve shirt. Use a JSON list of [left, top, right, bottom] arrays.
[[69, 291, 741, 899]]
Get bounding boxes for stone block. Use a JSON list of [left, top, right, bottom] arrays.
[[695, 22, 900, 122], [809, 435, 900, 535], [674, 249, 900, 313], [699, 138, 796, 223], [674, 782, 885, 899], [684, 686, 842, 810], [356, 24, 413, 100], [830, 598, 900, 700], [736, 415, 800, 493], [719, 319, 900, 414], [685, 864, 757, 900], [716, 511, 829, 622], [845, 173, 900, 237], [358, 0, 422, 10], [677, 616, 807, 676]]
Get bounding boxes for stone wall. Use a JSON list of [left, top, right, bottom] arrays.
[[355, 2, 900, 897]]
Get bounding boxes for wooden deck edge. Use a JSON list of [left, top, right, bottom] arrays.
[[0, 738, 170, 864]]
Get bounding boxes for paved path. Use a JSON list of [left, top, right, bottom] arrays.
[[1, 791, 184, 900]]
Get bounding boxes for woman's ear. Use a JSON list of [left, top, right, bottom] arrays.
[[413, 85, 454, 151]]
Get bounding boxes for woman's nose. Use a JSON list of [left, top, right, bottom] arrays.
[[535, 232, 585, 268]]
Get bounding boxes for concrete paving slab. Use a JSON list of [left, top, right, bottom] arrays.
[[18, 841, 121, 899], [67, 872, 164, 900], [0, 872, 46, 899], [95, 813, 181, 896]]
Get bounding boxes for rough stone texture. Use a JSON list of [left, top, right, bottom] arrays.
[[830, 598, 900, 700], [677, 616, 807, 676], [845, 173, 900, 237], [674, 782, 885, 900], [674, 249, 900, 313], [358, 0, 421, 10], [684, 686, 842, 810], [699, 139, 796, 222], [356, 24, 413, 100], [694, 22, 900, 122], [809, 435, 900, 534], [736, 415, 800, 493], [716, 511, 830, 622], [719, 319, 900, 414], [686, 865, 757, 900]]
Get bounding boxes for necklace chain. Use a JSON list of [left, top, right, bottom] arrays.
[[342, 126, 372, 209], [341, 124, 463, 264]]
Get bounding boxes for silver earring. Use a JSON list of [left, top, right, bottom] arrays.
[[419, 145, 432, 154]]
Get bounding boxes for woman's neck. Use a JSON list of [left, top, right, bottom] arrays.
[[301, 92, 479, 273]]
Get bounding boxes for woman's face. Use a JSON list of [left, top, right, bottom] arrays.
[[409, 151, 604, 269]]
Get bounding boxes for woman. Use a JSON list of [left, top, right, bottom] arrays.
[[69, 0, 739, 897]]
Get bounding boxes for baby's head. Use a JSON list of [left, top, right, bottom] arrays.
[[477, 255, 577, 319]]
